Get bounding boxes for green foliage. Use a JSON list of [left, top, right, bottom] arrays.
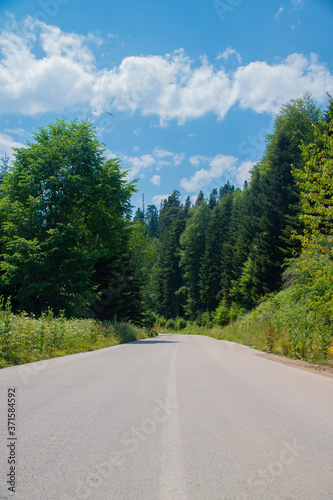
[[293, 94, 333, 246], [0, 301, 149, 368], [175, 317, 187, 330], [128, 221, 160, 313], [214, 300, 230, 327], [0, 119, 135, 317], [155, 315, 166, 327], [165, 318, 175, 330], [228, 302, 246, 322], [157, 191, 186, 318], [179, 201, 211, 318]]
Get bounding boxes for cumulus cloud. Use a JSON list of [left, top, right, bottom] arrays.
[[0, 17, 332, 123], [189, 154, 210, 166], [119, 153, 155, 180], [110, 147, 185, 180], [0, 132, 25, 158], [180, 155, 238, 192], [180, 155, 254, 192], [153, 147, 185, 166], [235, 161, 254, 185], [234, 53, 333, 115], [151, 174, 161, 186], [152, 194, 170, 206]]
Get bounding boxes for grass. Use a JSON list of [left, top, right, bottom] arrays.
[[157, 286, 333, 367], [0, 305, 156, 369]]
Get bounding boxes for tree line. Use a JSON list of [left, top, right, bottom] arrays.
[[0, 93, 332, 332], [131, 93, 332, 328]]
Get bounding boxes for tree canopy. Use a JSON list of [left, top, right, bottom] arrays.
[[0, 119, 135, 316]]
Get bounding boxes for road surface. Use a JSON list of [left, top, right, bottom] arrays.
[[0, 334, 332, 499]]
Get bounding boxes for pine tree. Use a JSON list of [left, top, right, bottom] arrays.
[[157, 191, 185, 318], [179, 200, 211, 318]]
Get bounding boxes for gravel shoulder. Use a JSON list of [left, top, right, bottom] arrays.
[[256, 350, 333, 379]]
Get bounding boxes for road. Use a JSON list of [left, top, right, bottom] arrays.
[[0, 333, 332, 500]]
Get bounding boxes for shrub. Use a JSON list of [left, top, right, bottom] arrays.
[[214, 300, 230, 327], [229, 302, 246, 322], [156, 315, 166, 327], [201, 311, 213, 328], [175, 317, 187, 330], [165, 318, 175, 330]]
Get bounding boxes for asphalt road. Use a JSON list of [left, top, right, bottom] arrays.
[[0, 334, 332, 500]]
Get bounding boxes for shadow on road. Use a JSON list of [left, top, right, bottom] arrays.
[[131, 339, 180, 344]]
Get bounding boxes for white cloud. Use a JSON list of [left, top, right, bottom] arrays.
[[189, 154, 210, 166], [110, 146, 185, 180], [0, 132, 25, 158], [0, 17, 332, 123], [180, 155, 237, 192], [234, 53, 333, 115], [151, 174, 161, 186], [120, 153, 155, 180], [217, 46, 242, 64], [235, 161, 255, 185], [152, 194, 170, 206], [153, 147, 185, 166], [274, 7, 284, 20], [3, 128, 31, 138], [86, 32, 103, 47], [180, 155, 255, 192]]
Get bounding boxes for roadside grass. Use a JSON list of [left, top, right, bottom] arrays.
[[0, 304, 155, 368], [157, 286, 333, 366]]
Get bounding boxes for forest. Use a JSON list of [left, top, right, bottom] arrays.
[[0, 93, 333, 365]]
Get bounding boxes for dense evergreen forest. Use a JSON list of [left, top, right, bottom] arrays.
[[0, 93, 333, 361]]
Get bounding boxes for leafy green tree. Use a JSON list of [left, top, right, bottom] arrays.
[[294, 95, 333, 246], [0, 119, 135, 316]]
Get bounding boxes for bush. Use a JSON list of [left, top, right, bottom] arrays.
[[201, 311, 213, 328], [165, 318, 175, 330], [175, 317, 187, 330], [155, 315, 166, 327], [140, 309, 156, 328], [0, 301, 150, 367], [214, 300, 230, 327], [229, 302, 246, 322]]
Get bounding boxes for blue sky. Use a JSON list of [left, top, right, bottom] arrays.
[[0, 0, 333, 209]]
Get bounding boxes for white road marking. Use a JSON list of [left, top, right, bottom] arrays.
[[159, 342, 189, 500]]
